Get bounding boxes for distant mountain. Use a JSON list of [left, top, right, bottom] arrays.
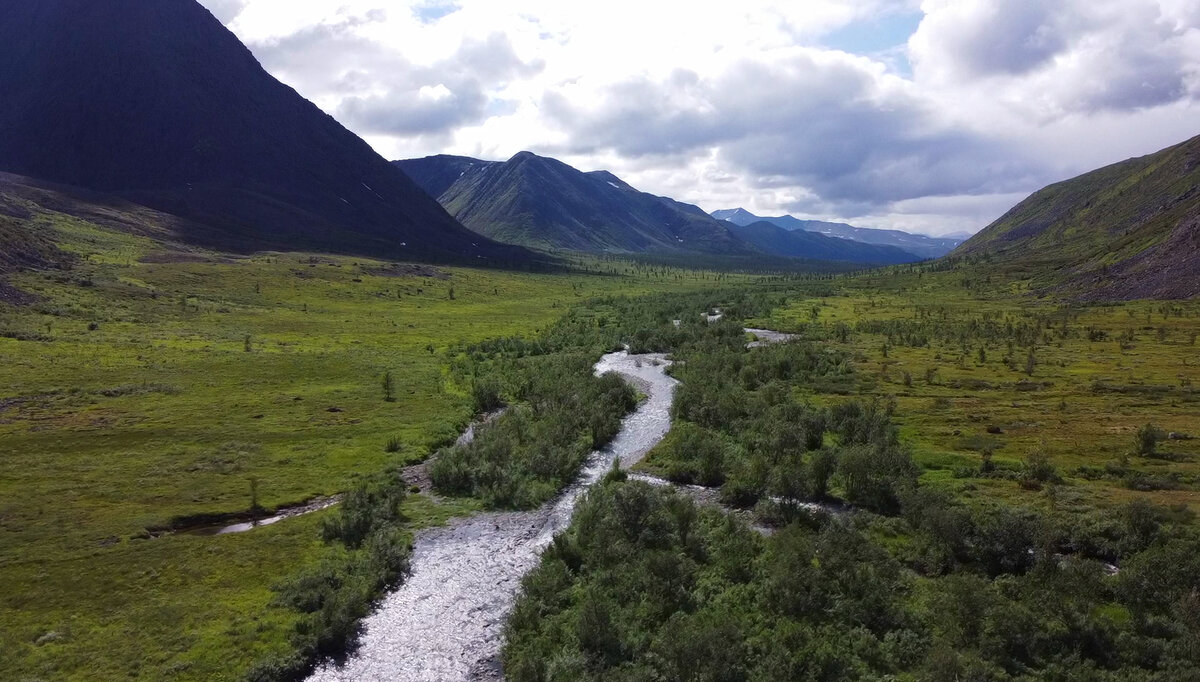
[[958, 133, 1200, 300], [395, 152, 751, 254], [0, 0, 526, 264], [712, 208, 961, 259], [728, 221, 922, 265]]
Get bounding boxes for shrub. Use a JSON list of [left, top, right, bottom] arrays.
[[837, 443, 917, 513], [1021, 449, 1060, 486], [1135, 423, 1161, 456]]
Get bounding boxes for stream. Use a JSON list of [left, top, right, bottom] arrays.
[[309, 329, 794, 681], [308, 351, 678, 682]]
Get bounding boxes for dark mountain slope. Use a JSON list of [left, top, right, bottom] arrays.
[[728, 221, 921, 265], [398, 152, 750, 254], [395, 155, 500, 200], [957, 134, 1200, 299], [0, 0, 526, 264], [713, 208, 960, 259]]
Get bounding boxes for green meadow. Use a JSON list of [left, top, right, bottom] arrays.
[[0, 212, 731, 680], [754, 267, 1200, 514]]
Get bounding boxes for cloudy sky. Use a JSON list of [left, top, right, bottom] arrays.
[[200, 0, 1200, 237]]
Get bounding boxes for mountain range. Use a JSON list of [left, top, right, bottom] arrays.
[[0, 0, 525, 264], [724, 221, 921, 265], [712, 208, 962, 259], [396, 153, 923, 264], [396, 152, 750, 254], [958, 132, 1200, 300]]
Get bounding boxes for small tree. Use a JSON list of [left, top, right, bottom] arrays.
[[1021, 449, 1059, 485], [1024, 348, 1036, 376], [382, 371, 396, 402], [248, 476, 262, 512], [243, 334, 252, 352], [1136, 423, 1161, 456]]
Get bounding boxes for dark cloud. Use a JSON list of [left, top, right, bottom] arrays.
[[911, 0, 1198, 115], [927, 1, 1071, 78], [543, 51, 1045, 212], [339, 87, 488, 136]]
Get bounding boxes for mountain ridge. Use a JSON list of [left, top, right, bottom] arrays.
[[712, 208, 961, 259], [396, 152, 752, 254], [0, 0, 527, 264], [727, 220, 921, 265], [957, 133, 1200, 300]]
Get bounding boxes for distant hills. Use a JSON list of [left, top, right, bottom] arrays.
[[958, 133, 1200, 300], [0, 0, 525, 264], [712, 208, 961, 259], [396, 153, 922, 264], [727, 221, 921, 265]]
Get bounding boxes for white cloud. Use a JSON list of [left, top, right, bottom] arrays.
[[198, 0, 1200, 237]]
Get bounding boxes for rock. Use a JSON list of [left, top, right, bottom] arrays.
[[986, 425, 1004, 434], [35, 631, 62, 646]]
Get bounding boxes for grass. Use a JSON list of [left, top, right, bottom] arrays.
[[751, 267, 1200, 515], [0, 210, 735, 680]]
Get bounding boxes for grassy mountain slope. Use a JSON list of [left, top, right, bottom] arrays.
[[729, 220, 922, 265], [398, 152, 752, 254], [714, 207, 960, 259], [957, 133, 1200, 299], [0, 0, 526, 264]]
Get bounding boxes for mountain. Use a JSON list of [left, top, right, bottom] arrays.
[[0, 0, 526, 264], [728, 221, 922, 265], [398, 154, 500, 200], [712, 208, 961, 259], [957, 133, 1200, 300], [395, 152, 751, 254]]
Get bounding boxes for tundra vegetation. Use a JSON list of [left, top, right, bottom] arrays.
[[504, 265, 1200, 682], [0, 207, 749, 680], [2, 209, 1198, 680]]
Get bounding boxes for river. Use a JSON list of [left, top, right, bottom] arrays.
[[308, 350, 678, 681], [309, 328, 804, 681]]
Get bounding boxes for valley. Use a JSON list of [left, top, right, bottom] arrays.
[[2, 2, 1199, 681], [0, 201, 731, 680]]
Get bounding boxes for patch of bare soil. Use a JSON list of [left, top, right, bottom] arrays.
[[0, 280, 39, 306], [1077, 210, 1200, 301]]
